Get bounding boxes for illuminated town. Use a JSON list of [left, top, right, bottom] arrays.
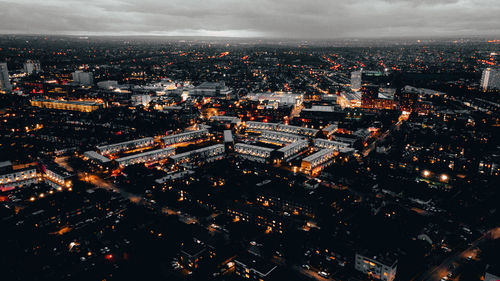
[[1, 4, 500, 281]]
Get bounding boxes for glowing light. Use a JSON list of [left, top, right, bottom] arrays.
[[440, 174, 448, 181], [422, 170, 430, 177]]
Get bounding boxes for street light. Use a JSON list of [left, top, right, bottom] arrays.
[[423, 170, 431, 177]]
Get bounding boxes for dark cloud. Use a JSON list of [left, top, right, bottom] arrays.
[[0, 0, 499, 38]]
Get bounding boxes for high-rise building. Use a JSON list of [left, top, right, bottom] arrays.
[[0, 62, 12, 92], [72, 70, 94, 86], [24, 60, 41, 75], [351, 70, 362, 90], [480, 68, 500, 91]]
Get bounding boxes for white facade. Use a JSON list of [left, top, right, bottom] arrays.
[[84, 151, 111, 163], [170, 144, 225, 164], [480, 68, 500, 91], [115, 147, 175, 167], [260, 130, 305, 145], [97, 80, 119, 89], [235, 143, 274, 163], [189, 82, 232, 96], [246, 121, 278, 132], [245, 92, 303, 106], [276, 124, 318, 137], [131, 94, 152, 106], [277, 139, 309, 160], [301, 148, 335, 171], [72, 70, 94, 86], [354, 253, 397, 281], [0, 62, 12, 92], [24, 60, 41, 75], [314, 138, 351, 150], [97, 137, 154, 155], [0, 168, 38, 189], [45, 167, 73, 187], [351, 70, 362, 90], [163, 129, 209, 145]]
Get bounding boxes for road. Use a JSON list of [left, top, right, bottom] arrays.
[[293, 265, 334, 281], [416, 227, 500, 281]]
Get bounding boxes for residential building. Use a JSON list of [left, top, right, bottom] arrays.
[[301, 148, 336, 173], [259, 130, 305, 145], [354, 252, 398, 281], [115, 147, 175, 167], [274, 139, 309, 162], [234, 143, 274, 163], [97, 137, 154, 155], [163, 129, 209, 146], [234, 251, 278, 280], [0, 167, 38, 191], [169, 144, 225, 165], [314, 138, 351, 150], [189, 82, 232, 97]]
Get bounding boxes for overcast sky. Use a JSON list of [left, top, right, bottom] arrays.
[[0, 0, 499, 38]]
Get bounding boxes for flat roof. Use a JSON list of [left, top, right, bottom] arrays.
[[84, 151, 111, 163], [235, 143, 275, 152], [234, 252, 277, 277]]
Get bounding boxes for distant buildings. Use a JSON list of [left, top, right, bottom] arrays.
[[354, 252, 398, 281], [360, 86, 397, 110], [0, 62, 12, 92], [337, 91, 362, 108], [72, 70, 94, 86], [189, 82, 231, 97], [131, 94, 152, 106], [351, 70, 362, 90], [244, 92, 303, 107], [209, 116, 241, 127], [30, 99, 103, 112], [24, 60, 41, 75], [480, 68, 500, 91], [97, 80, 118, 89]]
